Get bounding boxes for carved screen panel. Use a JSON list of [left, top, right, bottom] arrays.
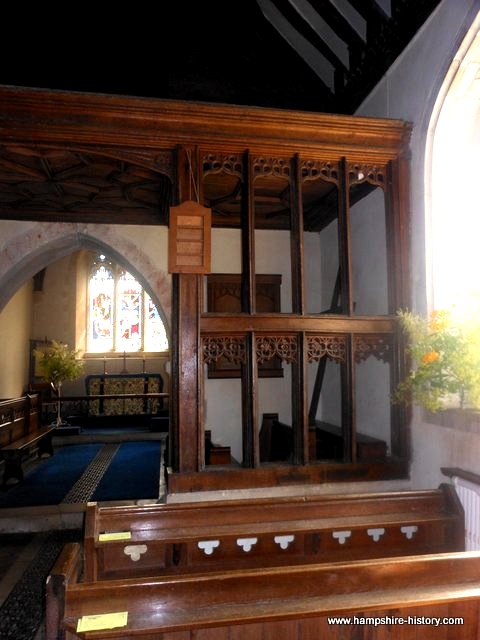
[[206, 274, 282, 378], [203, 339, 244, 466], [307, 335, 345, 461], [354, 335, 392, 459], [258, 336, 296, 465], [349, 166, 389, 315], [302, 160, 341, 314], [202, 156, 243, 313], [254, 157, 292, 313]]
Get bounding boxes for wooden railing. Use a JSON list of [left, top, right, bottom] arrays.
[[40, 393, 169, 425]]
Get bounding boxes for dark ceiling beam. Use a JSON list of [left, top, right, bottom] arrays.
[[257, 0, 337, 102], [346, 0, 389, 22], [306, 0, 366, 67], [269, 0, 348, 72], [346, 0, 389, 43]]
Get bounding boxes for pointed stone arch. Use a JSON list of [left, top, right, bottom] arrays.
[[0, 222, 171, 336]]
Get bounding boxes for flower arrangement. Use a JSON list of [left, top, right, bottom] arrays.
[[35, 340, 84, 425], [393, 310, 480, 412], [35, 340, 84, 389]]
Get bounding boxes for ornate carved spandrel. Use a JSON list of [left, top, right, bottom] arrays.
[[354, 335, 392, 364], [202, 336, 247, 365], [306, 335, 346, 363], [301, 159, 339, 186], [202, 153, 243, 178], [256, 335, 297, 364], [253, 156, 291, 180], [348, 163, 386, 189]]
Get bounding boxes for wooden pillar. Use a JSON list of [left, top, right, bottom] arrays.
[[242, 333, 258, 467], [242, 151, 255, 314], [170, 146, 210, 474], [171, 273, 203, 472], [338, 157, 353, 315], [291, 154, 305, 315]]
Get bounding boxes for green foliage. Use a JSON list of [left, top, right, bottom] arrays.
[[393, 310, 480, 412], [35, 340, 84, 388]]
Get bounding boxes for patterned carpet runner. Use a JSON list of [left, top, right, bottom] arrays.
[[62, 443, 120, 503]]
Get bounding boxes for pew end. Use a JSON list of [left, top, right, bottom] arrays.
[[45, 543, 82, 640]]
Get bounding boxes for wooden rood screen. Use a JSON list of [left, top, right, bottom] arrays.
[[47, 546, 480, 639], [84, 486, 464, 581], [0, 87, 412, 493]]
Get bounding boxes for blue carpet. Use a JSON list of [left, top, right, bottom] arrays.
[[0, 444, 103, 508], [91, 440, 162, 501]]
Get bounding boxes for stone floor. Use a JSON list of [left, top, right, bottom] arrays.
[[0, 530, 82, 640]]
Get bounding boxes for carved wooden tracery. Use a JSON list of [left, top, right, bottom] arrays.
[[354, 336, 393, 364], [256, 336, 298, 364], [202, 153, 243, 178], [301, 159, 340, 185], [348, 163, 386, 189], [202, 336, 246, 365], [306, 335, 346, 363], [253, 157, 291, 180]]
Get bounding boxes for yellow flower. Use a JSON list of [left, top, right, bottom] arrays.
[[421, 350, 440, 364], [429, 310, 450, 332]]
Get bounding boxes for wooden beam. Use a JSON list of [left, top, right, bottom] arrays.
[[201, 316, 397, 335], [0, 87, 412, 161]]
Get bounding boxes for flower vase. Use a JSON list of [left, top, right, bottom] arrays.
[[54, 381, 63, 427]]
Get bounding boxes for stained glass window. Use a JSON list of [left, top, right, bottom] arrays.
[[88, 255, 169, 352]]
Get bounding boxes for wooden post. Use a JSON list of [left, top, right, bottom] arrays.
[[170, 146, 210, 473]]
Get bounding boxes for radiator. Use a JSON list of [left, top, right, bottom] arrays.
[[452, 476, 480, 550]]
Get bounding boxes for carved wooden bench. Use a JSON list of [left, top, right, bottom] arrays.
[[83, 485, 464, 581], [0, 394, 54, 484], [46, 545, 480, 640]]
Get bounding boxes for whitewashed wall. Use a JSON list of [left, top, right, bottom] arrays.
[[357, 0, 480, 488]]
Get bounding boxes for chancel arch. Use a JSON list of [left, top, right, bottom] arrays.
[[0, 224, 171, 333]]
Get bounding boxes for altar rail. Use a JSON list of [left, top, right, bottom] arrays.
[[85, 373, 165, 416], [41, 393, 170, 424], [46, 545, 480, 640], [84, 485, 464, 581]]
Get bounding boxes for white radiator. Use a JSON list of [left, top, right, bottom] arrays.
[[452, 476, 480, 550]]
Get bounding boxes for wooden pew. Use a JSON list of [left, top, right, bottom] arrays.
[[0, 394, 54, 484], [313, 420, 387, 460], [205, 430, 231, 465], [46, 546, 480, 640], [83, 485, 464, 581]]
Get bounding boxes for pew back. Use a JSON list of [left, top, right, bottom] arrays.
[[84, 485, 464, 581], [47, 546, 480, 640]]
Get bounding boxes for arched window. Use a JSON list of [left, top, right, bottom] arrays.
[[88, 254, 169, 353], [427, 14, 480, 316]]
